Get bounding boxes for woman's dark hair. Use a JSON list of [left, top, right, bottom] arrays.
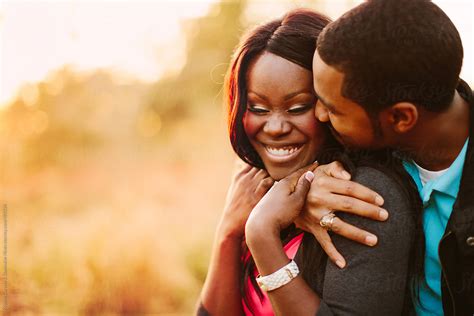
[[223, 8, 331, 313], [225, 8, 331, 169], [317, 0, 463, 114]]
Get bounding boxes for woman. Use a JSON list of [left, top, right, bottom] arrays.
[[198, 8, 423, 315]]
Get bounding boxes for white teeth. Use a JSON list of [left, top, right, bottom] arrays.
[[265, 146, 300, 156]]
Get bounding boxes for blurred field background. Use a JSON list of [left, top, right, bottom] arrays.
[[0, 0, 472, 314]]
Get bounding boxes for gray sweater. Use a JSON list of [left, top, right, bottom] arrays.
[[310, 166, 416, 315], [197, 166, 417, 315]]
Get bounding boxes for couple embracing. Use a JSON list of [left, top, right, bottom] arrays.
[[198, 0, 474, 315]]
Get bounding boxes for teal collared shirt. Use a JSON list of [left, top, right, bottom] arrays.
[[403, 139, 469, 315]]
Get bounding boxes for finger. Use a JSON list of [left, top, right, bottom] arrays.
[[236, 160, 252, 172], [255, 177, 274, 196], [293, 171, 314, 195], [291, 171, 314, 201], [310, 192, 388, 221], [330, 217, 378, 247], [308, 161, 320, 172], [280, 166, 309, 189], [319, 161, 351, 180], [253, 168, 269, 181], [284, 163, 318, 186], [293, 217, 305, 231], [312, 228, 346, 268], [244, 167, 260, 179], [314, 175, 384, 207]]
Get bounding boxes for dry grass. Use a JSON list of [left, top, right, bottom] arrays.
[[0, 112, 235, 315]]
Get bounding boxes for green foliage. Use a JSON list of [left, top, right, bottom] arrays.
[[149, 1, 246, 122]]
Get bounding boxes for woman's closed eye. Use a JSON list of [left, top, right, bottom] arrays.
[[287, 104, 313, 114], [247, 104, 269, 114]]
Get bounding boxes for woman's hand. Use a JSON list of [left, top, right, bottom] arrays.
[[245, 165, 317, 238], [218, 161, 274, 239]]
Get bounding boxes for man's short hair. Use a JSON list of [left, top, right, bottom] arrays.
[[317, 0, 463, 113]]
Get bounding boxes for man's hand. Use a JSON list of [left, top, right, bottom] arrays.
[[295, 161, 388, 268]]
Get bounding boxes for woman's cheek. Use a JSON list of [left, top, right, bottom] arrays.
[[243, 112, 262, 138], [300, 112, 323, 136]]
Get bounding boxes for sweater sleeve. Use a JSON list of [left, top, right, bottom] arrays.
[[316, 166, 416, 316]]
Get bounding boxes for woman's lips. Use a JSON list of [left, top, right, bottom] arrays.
[[263, 144, 303, 163]]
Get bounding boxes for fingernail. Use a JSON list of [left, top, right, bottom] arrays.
[[375, 195, 384, 205], [335, 260, 346, 268], [365, 235, 378, 246], [379, 209, 389, 220], [342, 171, 351, 179], [305, 171, 314, 182]]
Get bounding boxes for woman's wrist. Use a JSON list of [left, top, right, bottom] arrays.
[[216, 219, 245, 241], [245, 217, 280, 250], [245, 220, 290, 277]]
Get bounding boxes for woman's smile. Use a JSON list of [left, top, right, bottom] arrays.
[[261, 143, 304, 162], [243, 52, 327, 180]]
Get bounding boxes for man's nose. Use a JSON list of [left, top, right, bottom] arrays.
[[315, 100, 329, 122], [263, 114, 291, 136]]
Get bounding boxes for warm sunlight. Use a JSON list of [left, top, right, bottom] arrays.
[[1, 1, 473, 314], [1, 0, 472, 107], [0, 0, 217, 106]]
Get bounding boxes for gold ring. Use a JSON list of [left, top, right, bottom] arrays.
[[319, 212, 336, 231]]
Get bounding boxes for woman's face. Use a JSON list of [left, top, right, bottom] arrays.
[[243, 52, 327, 180]]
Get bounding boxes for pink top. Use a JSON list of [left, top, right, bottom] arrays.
[[242, 233, 304, 316]]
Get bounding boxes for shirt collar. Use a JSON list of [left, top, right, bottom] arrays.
[[403, 138, 469, 203], [431, 138, 469, 198]]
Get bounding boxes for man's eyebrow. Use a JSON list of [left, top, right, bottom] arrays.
[[314, 91, 338, 113]]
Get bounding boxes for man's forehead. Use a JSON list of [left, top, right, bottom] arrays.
[[312, 52, 343, 99], [313, 52, 344, 82]]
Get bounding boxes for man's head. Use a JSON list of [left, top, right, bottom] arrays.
[[313, 0, 463, 149]]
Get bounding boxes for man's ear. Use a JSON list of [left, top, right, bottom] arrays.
[[382, 102, 419, 133]]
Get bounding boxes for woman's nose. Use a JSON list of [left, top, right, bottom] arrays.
[[315, 100, 329, 122], [263, 114, 291, 136]]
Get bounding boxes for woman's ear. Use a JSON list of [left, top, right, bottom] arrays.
[[383, 102, 419, 134]]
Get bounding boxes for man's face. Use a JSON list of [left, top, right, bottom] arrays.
[[312, 51, 386, 149]]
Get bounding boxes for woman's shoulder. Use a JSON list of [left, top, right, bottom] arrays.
[[352, 165, 404, 185], [346, 166, 416, 238], [352, 165, 412, 210]]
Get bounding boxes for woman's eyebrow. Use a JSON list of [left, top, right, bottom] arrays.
[[247, 91, 269, 101]]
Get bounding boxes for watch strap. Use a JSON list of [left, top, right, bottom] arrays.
[[256, 259, 299, 292]]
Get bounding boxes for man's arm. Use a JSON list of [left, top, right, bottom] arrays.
[[247, 167, 415, 315], [316, 166, 415, 315], [295, 161, 389, 267]]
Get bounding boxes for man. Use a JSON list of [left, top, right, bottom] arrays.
[[302, 0, 473, 314]]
